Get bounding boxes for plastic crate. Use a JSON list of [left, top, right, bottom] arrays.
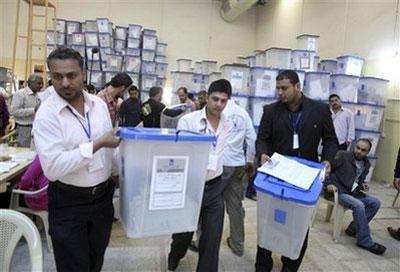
[[236, 56, 247, 65], [156, 77, 167, 88], [330, 74, 360, 103], [337, 55, 364, 77], [85, 32, 99, 46], [255, 50, 266, 67], [231, 94, 249, 111], [96, 17, 112, 33], [85, 20, 98, 32], [295, 70, 306, 89], [155, 55, 166, 63], [172, 71, 193, 92], [313, 56, 320, 72], [250, 67, 279, 97], [141, 73, 157, 91], [115, 26, 128, 40], [358, 76, 389, 106], [127, 37, 140, 48], [56, 32, 66, 46], [303, 72, 331, 100], [124, 55, 141, 73], [143, 28, 157, 36], [156, 42, 167, 55], [142, 49, 156, 62], [87, 60, 102, 71], [351, 103, 385, 132], [177, 59, 192, 72], [66, 20, 81, 35], [246, 55, 256, 68], [128, 24, 142, 39], [99, 47, 112, 59], [296, 34, 319, 51], [202, 60, 218, 74], [192, 73, 209, 93], [208, 72, 222, 84], [91, 70, 104, 89], [98, 33, 112, 48], [71, 32, 85, 45], [142, 34, 157, 50], [104, 71, 118, 84], [291, 50, 316, 71], [265, 47, 291, 69], [141, 61, 156, 74], [221, 64, 250, 95], [155, 62, 168, 78], [104, 53, 123, 72], [194, 61, 202, 73], [56, 19, 66, 33], [127, 72, 140, 87], [319, 59, 338, 74], [249, 96, 277, 127], [127, 47, 141, 56]]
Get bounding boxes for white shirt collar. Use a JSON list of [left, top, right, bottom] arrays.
[[52, 90, 95, 115]]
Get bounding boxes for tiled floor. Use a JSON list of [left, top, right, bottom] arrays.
[[10, 180, 400, 271]]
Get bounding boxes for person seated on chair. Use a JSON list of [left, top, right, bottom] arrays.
[[326, 138, 386, 255], [388, 146, 400, 241], [16, 155, 48, 211]]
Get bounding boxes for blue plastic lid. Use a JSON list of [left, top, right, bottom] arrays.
[[119, 127, 216, 142], [320, 59, 337, 63], [250, 66, 280, 71], [330, 73, 360, 79], [305, 71, 330, 75], [254, 156, 324, 205], [360, 76, 389, 82], [352, 102, 385, 108], [292, 49, 316, 53], [231, 94, 249, 98], [356, 128, 381, 134]]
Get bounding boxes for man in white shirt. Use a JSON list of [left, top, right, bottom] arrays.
[[222, 99, 256, 256], [10, 74, 43, 147], [329, 94, 355, 150], [33, 47, 121, 272], [168, 79, 231, 272]]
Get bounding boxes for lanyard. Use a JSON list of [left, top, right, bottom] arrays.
[[67, 106, 91, 140], [289, 111, 302, 133]]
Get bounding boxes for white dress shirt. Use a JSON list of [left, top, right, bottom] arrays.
[[32, 90, 118, 187], [38, 85, 55, 102], [222, 100, 256, 167], [10, 86, 40, 125], [331, 106, 355, 145], [177, 106, 230, 181]]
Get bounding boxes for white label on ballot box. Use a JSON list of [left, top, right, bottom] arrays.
[[207, 154, 218, 171], [149, 156, 189, 210]]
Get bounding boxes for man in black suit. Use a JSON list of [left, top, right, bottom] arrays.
[[255, 70, 338, 272]]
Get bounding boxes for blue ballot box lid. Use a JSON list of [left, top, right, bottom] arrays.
[[254, 156, 325, 205], [118, 127, 216, 142]]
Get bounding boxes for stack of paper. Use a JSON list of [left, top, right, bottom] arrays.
[[0, 162, 19, 173], [257, 153, 320, 190], [10, 151, 36, 162]]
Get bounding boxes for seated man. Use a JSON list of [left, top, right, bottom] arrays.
[[388, 147, 400, 241], [326, 138, 386, 255]]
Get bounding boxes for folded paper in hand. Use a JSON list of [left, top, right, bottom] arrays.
[[257, 153, 320, 190]]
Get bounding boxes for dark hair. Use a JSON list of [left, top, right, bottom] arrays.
[[149, 86, 162, 98], [178, 87, 188, 94], [276, 70, 300, 86], [47, 47, 84, 70], [356, 138, 372, 151], [109, 72, 133, 88], [198, 90, 207, 96], [208, 79, 232, 98], [188, 92, 194, 100], [329, 94, 341, 101], [128, 85, 138, 92]]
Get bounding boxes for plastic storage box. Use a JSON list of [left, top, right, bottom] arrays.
[[91, 70, 104, 89], [71, 45, 85, 58], [99, 33, 112, 48], [352, 103, 385, 132], [128, 37, 140, 48], [71, 33, 85, 45], [291, 50, 316, 72], [172, 71, 193, 92], [303, 72, 331, 100], [358, 77, 389, 106], [56, 19, 66, 33], [85, 20, 98, 32], [155, 55, 166, 63], [66, 20, 81, 35], [156, 62, 168, 78], [156, 77, 166, 88], [221, 64, 250, 95], [141, 61, 156, 74], [202, 60, 218, 74], [127, 72, 139, 87], [337, 55, 364, 76], [142, 34, 157, 51], [104, 54, 123, 72], [114, 38, 126, 52], [96, 17, 110, 33], [100, 47, 112, 58], [250, 67, 279, 97], [249, 96, 277, 127], [192, 73, 208, 93], [118, 127, 215, 238], [265, 47, 292, 69], [295, 70, 306, 88], [254, 157, 324, 259], [319, 59, 337, 74], [85, 32, 99, 46], [313, 56, 320, 72], [141, 73, 157, 91], [88, 60, 101, 71], [236, 56, 247, 65], [329, 74, 360, 103], [141, 90, 150, 101], [142, 49, 156, 62], [177, 59, 192, 72], [104, 71, 118, 84], [208, 72, 222, 84], [355, 129, 380, 157], [231, 94, 249, 111], [296, 34, 319, 51], [143, 28, 157, 36], [255, 50, 266, 67], [193, 62, 202, 73], [115, 26, 128, 40], [246, 55, 256, 68], [128, 24, 142, 39], [56, 32, 66, 46], [127, 47, 141, 57], [156, 43, 167, 56], [124, 55, 141, 73], [365, 156, 377, 182]]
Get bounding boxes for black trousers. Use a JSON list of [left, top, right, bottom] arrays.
[[169, 177, 225, 272], [48, 180, 115, 272], [255, 230, 309, 272]]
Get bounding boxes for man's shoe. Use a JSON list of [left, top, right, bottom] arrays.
[[345, 228, 356, 238], [227, 237, 243, 256], [188, 241, 199, 252], [167, 254, 180, 271], [387, 227, 400, 241], [357, 242, 386, 255]]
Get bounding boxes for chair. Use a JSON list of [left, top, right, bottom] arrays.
[[9, 185, 52, 252], [312, 190, 350, 242], [0, 209, 43, 272]]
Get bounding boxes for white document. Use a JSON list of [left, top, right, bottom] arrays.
[[231, 71, 244, 89], [149, 156, 189, 210], [10, 151, 36, 162], [0, 162, 19, 173], [257, 153, 320, 190]]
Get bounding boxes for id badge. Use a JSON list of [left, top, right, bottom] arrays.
[[207, 154, 218, 171], [88, 157, 104, 172], [293, 133, 299, 149]]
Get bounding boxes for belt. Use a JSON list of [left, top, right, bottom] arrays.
[[53, 179, 112, 195], [16, 123, 32, 127], [205, 175, 222, 187]]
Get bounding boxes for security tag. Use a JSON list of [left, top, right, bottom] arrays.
[[293, 133, 299, 149]]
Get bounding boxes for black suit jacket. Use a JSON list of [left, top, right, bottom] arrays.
[[256, 95, 338, 163]]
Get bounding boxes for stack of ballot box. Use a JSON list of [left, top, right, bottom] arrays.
[[118, 127, 215, 238], [254, 154, 325, 259]]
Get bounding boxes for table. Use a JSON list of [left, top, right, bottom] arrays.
[[0, 147, 35, 192]]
